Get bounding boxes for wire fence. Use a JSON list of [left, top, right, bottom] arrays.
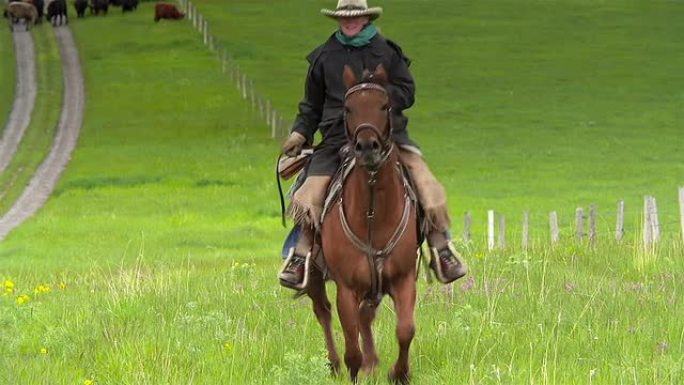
[[176, 0, 291, 142], [173, 1, 683, 253]]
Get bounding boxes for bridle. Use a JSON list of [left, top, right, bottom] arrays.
[[339, 81, 412, 305], [343, 82, 394, 168]]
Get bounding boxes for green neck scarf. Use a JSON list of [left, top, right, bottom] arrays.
[[335, 23, 378, 47]]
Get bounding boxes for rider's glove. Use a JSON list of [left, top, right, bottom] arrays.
[[281, 132, 306, 157]]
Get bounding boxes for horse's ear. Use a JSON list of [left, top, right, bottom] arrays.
[[373, 64, 388, 85], [343, 65, 357, 90]]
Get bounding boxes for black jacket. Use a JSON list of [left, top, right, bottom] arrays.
[[292, 32, 418, 150]]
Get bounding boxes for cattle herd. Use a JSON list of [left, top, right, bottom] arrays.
[[3, 0, 185, 28]]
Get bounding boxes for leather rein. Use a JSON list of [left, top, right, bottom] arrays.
[[340, 81, 412, 304]]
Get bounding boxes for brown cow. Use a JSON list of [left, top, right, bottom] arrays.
[[7, 1, 37, 30], [154, 2, 183, 22]]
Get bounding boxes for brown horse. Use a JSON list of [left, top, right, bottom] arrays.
[[305, 64, 419, 384]]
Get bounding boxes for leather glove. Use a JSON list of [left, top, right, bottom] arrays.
[[281, 132, 306, 157]]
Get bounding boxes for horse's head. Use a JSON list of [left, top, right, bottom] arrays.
[[343, 64, 392, 170]]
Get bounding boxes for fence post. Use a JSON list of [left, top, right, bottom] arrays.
[[241, 74, 247, 99], [550, 211, 559, 245], [679, 187, 684, 244], [589, 204, 597, 244], [498, 215, 505, 250], [487, 210, 495, 251], [271, 110, 277, 139], [265, 99, 271, 127], [463, 211, 471, 242], [650, 196, 660, 243], [235, 65, 241, 91], [257, 96, 264, 120], [575, 207, 584, 240], [616, 199, 624, 242], [249, 80, 255, 109], [643, 196, 652, 248], [522, 211, 529, 252]]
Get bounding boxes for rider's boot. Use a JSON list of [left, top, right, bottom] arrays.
[[427, 231, 468, 283], [398, 148, 468, 283], [279, 225, 315, 290]]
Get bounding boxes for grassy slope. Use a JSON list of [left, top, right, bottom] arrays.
[[0, 26, 16, 136], [191, 0, 684, 240], [0, 27, 63, 214], [0, 2, 682, 385]]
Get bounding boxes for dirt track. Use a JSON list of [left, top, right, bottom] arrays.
[[0, 30, 36, 175], [0, 27, 84, 241]]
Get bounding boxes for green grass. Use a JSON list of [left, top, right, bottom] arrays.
[[0, 1, 683, 384], [190, 0, 684, 240], [0, 25, 16, 135], [0, 26, 63, 214]]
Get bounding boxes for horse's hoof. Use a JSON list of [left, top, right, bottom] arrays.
[[328, 360, 341, 376], [388, 368, 411, 385]]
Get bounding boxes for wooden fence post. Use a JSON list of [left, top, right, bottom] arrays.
[[271, 110, 277, 139], [643, 196, 652, 248], [249, 80, 255, 109], [650, 196, 660, 243], [235, 65, 241, 91], [257, 96, 264, 120], [522, 211, 529, 252], [616, 200, 624, 242], [550, 211, 559, 245], [498, 215, 505, 250], [575, 207, 584, 240], [463, 211, 471, 242], [265, 99, 271, 127], [241, 74, 247, 99], [589, 204, 597, 244], [679, 187, 684, 243], [487, 210, 495, 251]]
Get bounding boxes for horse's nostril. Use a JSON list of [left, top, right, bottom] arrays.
[[371, 141, 380, 151], [355, 143, 363, 153]]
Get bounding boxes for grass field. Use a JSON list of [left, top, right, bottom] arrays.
[[0, 25, 16, 135], [190, 0, 684, 239], [0, 1, 683, 384], [0, 26, 63, 215]]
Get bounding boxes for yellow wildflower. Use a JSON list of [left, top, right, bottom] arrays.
[[58, 282, 66, 289], [35, 284, 51, 294], [4, 279, 15, 290], [16, 294, 30, 305], [223, 342, 233, 353], [40, 347, 48, 355], [84, 379, 94, 385]]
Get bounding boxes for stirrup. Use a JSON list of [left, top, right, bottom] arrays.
[[429, 242, 467, 284], [278, 247, 312, 291]]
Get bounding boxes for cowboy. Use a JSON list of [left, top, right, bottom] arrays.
[[279, 0, 467, 289]]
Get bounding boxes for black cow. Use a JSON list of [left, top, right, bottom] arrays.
[[120, 0, 136, 12], [46, 0, 67, 25], [89, 0, 107, 15], [74, 0, 86, 17]]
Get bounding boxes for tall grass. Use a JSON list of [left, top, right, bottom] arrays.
[[0, 2, 683, 384]]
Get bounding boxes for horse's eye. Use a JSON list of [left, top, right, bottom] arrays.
[[381, 104, 389, 111], [344, 106, 351, 114]]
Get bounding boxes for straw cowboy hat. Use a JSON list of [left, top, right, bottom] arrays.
[[321, 0, 383, 20]]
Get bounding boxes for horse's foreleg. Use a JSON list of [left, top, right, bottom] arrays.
[[388, 277, 417, 385], [359, 301, 379, 374], [307, 269, 340, 375], [336, 286, 363, 383]]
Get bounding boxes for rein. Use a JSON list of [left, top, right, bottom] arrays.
[[340, 80, 409, 303]]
